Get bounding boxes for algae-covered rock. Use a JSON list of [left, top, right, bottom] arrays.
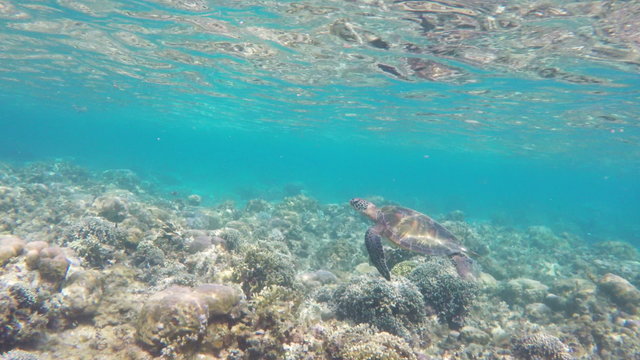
[[500, 278, 549, 305], [597, 273, 640, 314], [59, 270, 103, 318], [136, 286, 208, 352], [459, 326, 491, 345], [297, 270, 338, 288], [136, 284, 243, 353], [525, 303, 552, 324], [593, 241, 639, 261], [93, 195, 128, 224], [194, 284, 243, 317]]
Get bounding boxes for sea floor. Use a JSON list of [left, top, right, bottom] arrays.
[[0, 160, 639, 360]]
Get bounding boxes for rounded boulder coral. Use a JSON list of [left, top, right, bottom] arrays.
[[0, 235, 25, 266], [331, 276, 426, 339], [24, 241, 70, 283], [406, 256, 479, 329], [136, 284, 243, 353], [136, 286, 209, 352], [93, 195, 128, 224], [511, 333, 572, 360], [326, 324, 417, 360]]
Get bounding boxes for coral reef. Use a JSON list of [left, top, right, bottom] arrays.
[[0, 161, 639, 359], [62, 217, 128, 268], [24, 242, 71, 283], [136, 284, 243, 355], [406, 257, 479, 329], [597, 273, 640, 314], [511, 333, 572, 360], [0, 282, 48, 352], [232, 243, 296, 297], [331, 275, 427, 340], [92, 195, 128, 224], [325, 324, 418, 360]]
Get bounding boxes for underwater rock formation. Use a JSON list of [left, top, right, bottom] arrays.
[[500, 278, 550, 305], [597, 273, 640, 314], [406, 257, 479, 329], [136, 284, 243, 354], [58, 270, 103, 319], [92, 195, 128, 224], [331, 275, 427, 340], [136, 286, 209, 353], [297, 269, 338, 289]]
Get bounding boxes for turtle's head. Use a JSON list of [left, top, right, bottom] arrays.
[[350, 198, 378, 220]]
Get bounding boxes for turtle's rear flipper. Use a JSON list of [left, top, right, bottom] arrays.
[[451, 253, 478, 281], [365, 226, 391, 281]]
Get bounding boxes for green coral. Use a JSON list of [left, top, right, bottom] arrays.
[[331, 276, 426, 339], [406, 257, 479, 329]]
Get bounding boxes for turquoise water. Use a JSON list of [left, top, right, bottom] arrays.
[[1, 0, 639, 244]]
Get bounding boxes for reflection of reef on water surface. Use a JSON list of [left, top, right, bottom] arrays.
[[1, 161, 639, 359]]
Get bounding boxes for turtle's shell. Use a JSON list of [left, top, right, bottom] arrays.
[[376, 206, 467, 256]]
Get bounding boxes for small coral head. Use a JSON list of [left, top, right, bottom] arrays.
[[349, 198, 377, 220]]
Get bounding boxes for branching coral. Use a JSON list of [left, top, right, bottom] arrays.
[[63, 216, 127, 268]]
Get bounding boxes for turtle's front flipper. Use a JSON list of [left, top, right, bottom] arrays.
[[365, 226, 391, 281]]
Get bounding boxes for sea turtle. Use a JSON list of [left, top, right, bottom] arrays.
[[350, 198, 477, 281]]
